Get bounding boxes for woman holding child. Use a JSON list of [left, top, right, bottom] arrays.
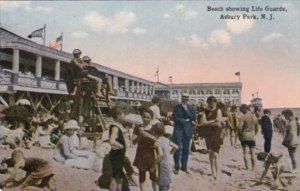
[[132, 109, 158, 191], [200, 96, 224, 180]]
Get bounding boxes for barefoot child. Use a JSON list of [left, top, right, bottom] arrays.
[[257, 152, 296, 189], [153, 123, 178, 191], [0, 150, 54, 190]]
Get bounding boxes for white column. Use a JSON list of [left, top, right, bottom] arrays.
[[113, 76, 119, 90], [35, 55, 42, 87], [136, 82, 140, 93], [35, 55, 42, 78], [131, 81, 135, 92], [151, 85, 155, 95], [12, 49, 20, 73], [12, 49, 20, 84], [141, 84, 145, 94], [145, 85, 149, 94], [125, 79, 129, 91], [55, 60, 60, 81], [55, 60, 60, 89]]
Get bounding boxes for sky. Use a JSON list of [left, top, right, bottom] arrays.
[[0, 0, 299, 108]]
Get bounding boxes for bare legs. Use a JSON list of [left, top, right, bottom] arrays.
[[288, 148, 297, 170], [230, 130, 238, 147], [209, 150, 219, 180], [242, 146, 255, 170], [109, 177, 122, 191], [139, 180, 157, 191]]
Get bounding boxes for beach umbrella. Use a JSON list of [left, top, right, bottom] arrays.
[[124, 113, 143, 125], [1, 105, 33, 121], [16, 99, 31, 106]]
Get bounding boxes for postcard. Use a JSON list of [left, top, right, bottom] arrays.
[[0, 1, 299, 191]]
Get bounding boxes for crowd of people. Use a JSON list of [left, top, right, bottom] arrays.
[[0, 92, 299, 191]]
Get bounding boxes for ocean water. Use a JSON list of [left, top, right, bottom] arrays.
[[268, 108, 300, 119]]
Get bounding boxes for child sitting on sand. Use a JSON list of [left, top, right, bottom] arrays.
[[0, 150, 54, 190], [257, 152, 296, 189]]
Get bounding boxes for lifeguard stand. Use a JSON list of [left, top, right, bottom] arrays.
[[70, 78, 108, 133]]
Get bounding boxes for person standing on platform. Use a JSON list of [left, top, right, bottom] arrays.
[[172, 93, 196, 174], [261, 109, 273, 153]]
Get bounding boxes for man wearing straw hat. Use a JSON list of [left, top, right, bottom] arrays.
[[172, 92, 196, 174]]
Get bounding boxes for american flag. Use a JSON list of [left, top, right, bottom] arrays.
[[49, 35, 62, 49]]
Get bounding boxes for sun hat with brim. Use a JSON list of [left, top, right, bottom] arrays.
[[64, 119, 80, 130], [181, 92, 189, 100]]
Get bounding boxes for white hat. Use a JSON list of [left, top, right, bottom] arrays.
[[64, 119, 80, 130], [181, 92, 189, 100]]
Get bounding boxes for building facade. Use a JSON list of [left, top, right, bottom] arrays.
[[0, 27, 243, 108], [0, 27, 155, 105], [154, 82, 242, 106]]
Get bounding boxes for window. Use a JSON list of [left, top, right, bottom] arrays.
[[232, 89, 239, 94], [197, 89, 204, 95], [189, 89, 196, 95], [223, 89, 230, 95], [172, 90, 178, 95], [206, 89, 213, 95], [214, 89, 221, 95]]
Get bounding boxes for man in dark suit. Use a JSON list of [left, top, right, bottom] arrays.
[[172, 93, 196, 174], [261, 109, 273, 153]]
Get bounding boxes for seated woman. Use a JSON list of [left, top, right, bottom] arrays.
[[0, 150, 54, 190], [53, 120, 96, 170]]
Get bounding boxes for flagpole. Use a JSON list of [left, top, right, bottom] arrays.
[[157, 67, 159, 82], [43, 24, 46, 46], [60, 32, 63, 51], [169, 76, 172, 84]]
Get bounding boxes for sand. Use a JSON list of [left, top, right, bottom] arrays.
[[1, 132, 299, 191]]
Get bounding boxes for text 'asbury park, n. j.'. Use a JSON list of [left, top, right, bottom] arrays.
[[207, 5, 287, 20]]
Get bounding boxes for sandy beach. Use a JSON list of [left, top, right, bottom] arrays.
[[1, 129, 299, 191]]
